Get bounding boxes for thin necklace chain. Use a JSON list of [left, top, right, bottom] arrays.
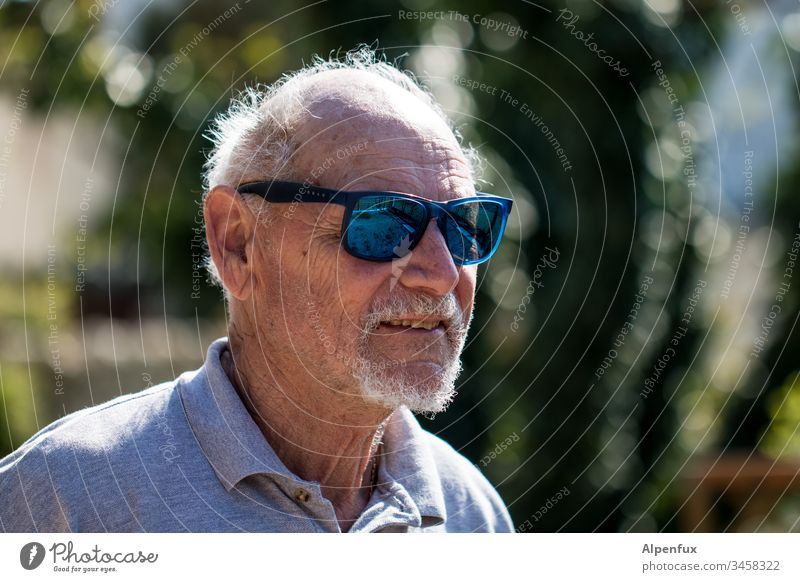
[[368, 441, 382, 495]]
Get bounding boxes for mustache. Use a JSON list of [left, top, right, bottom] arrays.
[[363, 292, 468, 337]]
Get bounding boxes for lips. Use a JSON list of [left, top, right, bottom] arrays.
[[373, 321, 447, 344], [373, 316, 448, 340], [382, 318, 443, 330], [366, 312, 458, 367]]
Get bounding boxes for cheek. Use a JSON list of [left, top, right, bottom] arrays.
[[457, 267, 477, 315], [319, 255, 390, 327], [303, 243, 392, 354]]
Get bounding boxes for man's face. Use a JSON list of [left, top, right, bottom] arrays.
[[247, 77, 477, 414]]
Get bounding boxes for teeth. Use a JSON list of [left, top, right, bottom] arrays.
[[384, 319, 441, 330]]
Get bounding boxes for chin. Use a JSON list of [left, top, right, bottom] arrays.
[[353, 358, 462, 414]]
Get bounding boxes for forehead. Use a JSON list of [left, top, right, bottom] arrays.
[[288, 70, 474, 202]]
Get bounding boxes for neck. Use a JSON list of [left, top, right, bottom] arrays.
[[223, 324, 391, 532]]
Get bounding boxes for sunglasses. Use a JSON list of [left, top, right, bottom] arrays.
[[236, 181, 513, 266]]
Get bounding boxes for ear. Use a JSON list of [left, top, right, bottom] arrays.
[[204, 185, 256, 300]]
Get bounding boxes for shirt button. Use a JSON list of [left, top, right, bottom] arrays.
[[294, 488, 310, 503]]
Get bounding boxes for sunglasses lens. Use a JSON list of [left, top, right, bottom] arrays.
[[443, 201, 506, 265], [346, 196, 427, 260]]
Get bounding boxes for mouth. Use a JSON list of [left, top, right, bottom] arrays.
[[380, 318, 445, 331], [371, 316, 450, 339]]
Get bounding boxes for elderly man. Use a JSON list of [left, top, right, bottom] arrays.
[[0, 49, 514, 532]]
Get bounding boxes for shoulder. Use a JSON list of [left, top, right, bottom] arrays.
[[4, 380, 177, 462], [420, 427, 515, 532], [0, 380, 180, 532]]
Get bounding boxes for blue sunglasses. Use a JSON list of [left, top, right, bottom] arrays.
[[236, 181, 513, 266]]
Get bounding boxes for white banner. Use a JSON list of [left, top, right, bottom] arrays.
[[1, 533, 797, 581]]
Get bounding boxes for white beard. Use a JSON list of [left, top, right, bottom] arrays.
[[352, 292, 469, 414]]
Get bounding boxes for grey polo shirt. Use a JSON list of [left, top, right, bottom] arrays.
[[0, 338, 513, 532]]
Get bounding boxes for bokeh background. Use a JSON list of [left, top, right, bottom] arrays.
[[3, 0, 800, 532]]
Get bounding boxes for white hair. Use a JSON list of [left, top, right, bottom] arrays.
[[201, 45, 482, 290]]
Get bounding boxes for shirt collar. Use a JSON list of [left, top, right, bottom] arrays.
[[179, 338, 296, 490], [179, 337, 447, 524], [380, 407, 447, 526]]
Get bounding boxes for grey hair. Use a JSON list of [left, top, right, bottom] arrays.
[[201, 45, 482, 291]]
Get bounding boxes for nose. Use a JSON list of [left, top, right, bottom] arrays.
[[394, 219, 460, 297]]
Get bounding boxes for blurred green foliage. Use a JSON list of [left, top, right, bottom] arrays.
[[762, 371, 800, 459]]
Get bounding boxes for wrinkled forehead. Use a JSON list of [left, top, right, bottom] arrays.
[[286, 70, 475, 202]]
